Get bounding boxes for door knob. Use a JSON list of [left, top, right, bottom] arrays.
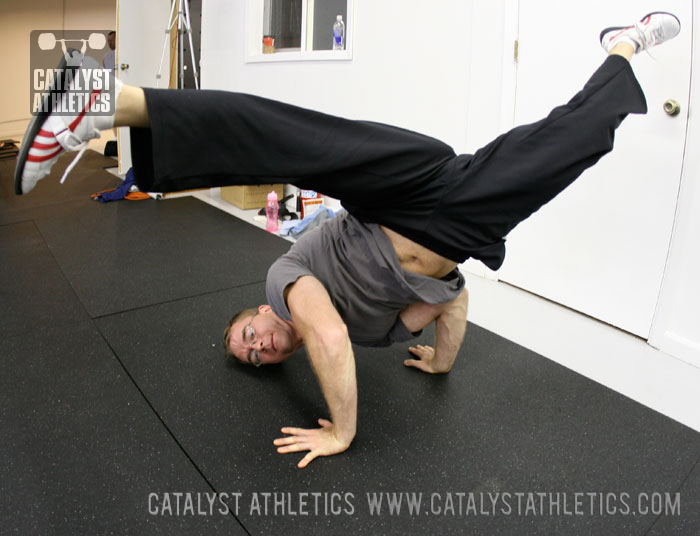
[[120, 63, 130, 71], [663, 99, 680, 116]]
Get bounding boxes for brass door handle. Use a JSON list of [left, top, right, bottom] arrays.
[[120, 63, 130, 71], [664, 99, 680, 116]]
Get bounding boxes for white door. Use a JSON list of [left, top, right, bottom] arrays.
[[497, 0, 691, 337], [116, 0, 172, 173]]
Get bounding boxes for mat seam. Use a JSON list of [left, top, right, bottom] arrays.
[[30, 219, 94, 322], [94, 323, 253, 535], [0, 200, 94, 226], [89, 280, 268, 320], [642, 451, 700, 535]]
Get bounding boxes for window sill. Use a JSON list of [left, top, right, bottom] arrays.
[[246, 49, 352, 63]]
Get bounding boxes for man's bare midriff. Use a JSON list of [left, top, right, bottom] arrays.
[[380, 226, 458, 279]]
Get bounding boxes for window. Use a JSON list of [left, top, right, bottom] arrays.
[[264, 0, 303, 50], [248, 0, 352, 62]]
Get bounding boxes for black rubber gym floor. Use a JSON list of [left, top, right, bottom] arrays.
[[2, 152, 699, 535]]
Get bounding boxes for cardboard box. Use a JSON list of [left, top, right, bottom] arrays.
[[221, 184, 284, 210]]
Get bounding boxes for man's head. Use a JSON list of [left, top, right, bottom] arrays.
[[107, 31, 116, 50], [223, 305, 304, 366]]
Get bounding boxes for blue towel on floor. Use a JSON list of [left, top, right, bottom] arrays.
[[93, 168, 144, 202], [280, 207, 339, 238]]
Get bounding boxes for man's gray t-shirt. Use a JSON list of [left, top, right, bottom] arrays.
[[266, 211, 464, 347]]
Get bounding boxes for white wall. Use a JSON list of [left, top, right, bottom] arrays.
[[63, 0, 116, 31], [0, 0, 116, 139], [201, 0, 700, 367], [0, 1, 62, 138], [202, 0, 472, 152]]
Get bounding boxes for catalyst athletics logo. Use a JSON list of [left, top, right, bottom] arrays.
[[30, 30, 115, 117]]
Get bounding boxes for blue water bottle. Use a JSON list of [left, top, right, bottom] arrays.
[[333, 15, 345, 50]]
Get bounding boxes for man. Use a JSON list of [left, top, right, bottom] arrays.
[[103, 31, 116, 73], [15, 13, 680, 468]]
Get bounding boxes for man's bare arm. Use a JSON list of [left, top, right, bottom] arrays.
[[273, 275, 357, 468], [401, 288, 469, 374]]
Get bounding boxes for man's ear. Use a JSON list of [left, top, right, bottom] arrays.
[[258, 304, 272, 314]]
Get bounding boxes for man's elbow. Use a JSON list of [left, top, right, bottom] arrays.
[[460, 287, 469, 308], [310, 323, 350, 358], [441, 288, 468, 322], [452, 287, 469, 322], [322, 324, 350, 353]]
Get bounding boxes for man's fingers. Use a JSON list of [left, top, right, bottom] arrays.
[[277, 442, 311, 454], [274, 423, 345, 468], [404, 358, 430, 372], [408, 345, 430, 357], [298, 451, 318, 469], [280, 426, 313, 436]]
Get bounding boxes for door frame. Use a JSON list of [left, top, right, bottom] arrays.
[[115, 0, 173, 174], [648, 4, 700, 367]]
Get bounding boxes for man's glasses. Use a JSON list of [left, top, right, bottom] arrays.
[[243, 316, 262, 367]]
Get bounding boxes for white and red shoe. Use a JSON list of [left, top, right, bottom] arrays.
[[15, 51, 118, 195], [600, 12, 680, 54]]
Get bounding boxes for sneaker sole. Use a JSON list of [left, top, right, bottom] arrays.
[[14, 49, 79, 195], [599, 11, 681, 46]]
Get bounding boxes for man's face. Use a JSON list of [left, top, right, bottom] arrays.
[[108, 33, 116, 50], [228, 305, 302, 366]]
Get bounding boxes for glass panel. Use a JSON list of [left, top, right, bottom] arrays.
[[311, 0, 347, 51], [265, 0, 302, 51]]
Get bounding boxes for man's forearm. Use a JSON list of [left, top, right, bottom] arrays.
[[304, 325, 357, 444], [432, 290, 469, 372]]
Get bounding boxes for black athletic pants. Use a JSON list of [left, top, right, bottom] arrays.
[[130, 54, 647, 269]]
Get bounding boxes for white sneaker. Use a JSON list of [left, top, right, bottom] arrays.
[[600, 12, 680, 54], [15, 52, 117, 195]]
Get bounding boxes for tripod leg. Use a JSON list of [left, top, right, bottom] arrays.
[[155, 0, 178, 88], [178, 0, 185, 89], [183, 0, 199, 89]]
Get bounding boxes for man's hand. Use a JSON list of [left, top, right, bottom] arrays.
[[404, 344, 451, 374], [274, 418, 350, 468], [400, 289, 468, 375]]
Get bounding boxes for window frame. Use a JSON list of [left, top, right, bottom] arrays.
[[245, 0, 353, 63]]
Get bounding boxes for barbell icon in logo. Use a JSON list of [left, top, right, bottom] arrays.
[[38, 32, 107, 51]]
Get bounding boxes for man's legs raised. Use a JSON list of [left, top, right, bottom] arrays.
[[114, 85, 149, 128], [608, 42, 635, 62], [128, 86, 455, 196], [423, 12, 680, 269]]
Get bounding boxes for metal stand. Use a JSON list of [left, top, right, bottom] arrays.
[[156, 0, 199, 89]]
